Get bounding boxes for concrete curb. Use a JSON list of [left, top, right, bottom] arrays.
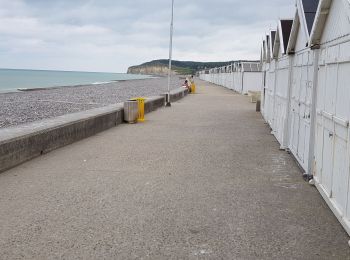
[[144, 96, 166, 113], [167, 87, 189, 103], [0, 87, 188, 173]]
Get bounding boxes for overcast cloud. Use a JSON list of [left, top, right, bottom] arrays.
[[0, 0, 295, 72]]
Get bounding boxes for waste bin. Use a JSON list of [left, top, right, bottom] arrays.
[[124, 100, 139, 123], [134, 98, 145, 122], [129, 97, 145, 122], [191, 83, 196, 94]]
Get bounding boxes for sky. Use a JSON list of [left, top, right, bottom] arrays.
[[0, 0, 295, 73]]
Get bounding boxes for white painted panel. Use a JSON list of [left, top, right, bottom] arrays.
[[317, 65, 326, 112], [233, 72, 243, 93], [300, 65, 308, 104], [336, 63, 350, 120], [304, 122, 311, 165], [339, 41, 350, 63], [292, 65, 300, 100], [315, 120, 324, 182], [267, 66, 276, 126], [326, 45, 340, 64], [324, 65, 337, 115], [298, 112, 306, 162], [291, 111, 300, 154], [242, 72, 262, 93], [332, 135, 348, 213], [321, 127, 334, 196]]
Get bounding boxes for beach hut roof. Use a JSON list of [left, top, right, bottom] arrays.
[[262, 40, 267, 62], [266, 34, 271, 62], [303, 0, 321, 33], [241, 61, 262, 72], [266, 31, 276, 62], [309, 0, 333, 47], [273, 19, 294, 58], [309, 0, 333, 46], [270, 31, 277, 57], [281, 20, 294, 53], [309, 0, 350, 47], [287, 0, 320, 53]]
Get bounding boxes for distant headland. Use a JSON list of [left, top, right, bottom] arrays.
[[127, 59, 256, 75]]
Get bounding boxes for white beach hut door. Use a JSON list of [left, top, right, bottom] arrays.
[[289, 51, 313, 171], [290, 55, 301, 156], [274, 57, 290, 147], [273, 62, 282, 143], [297, 54, 307, 163], [314, 40, 350, 225], [298, 51, 313, 169], [268, 62, 276, 126], [321, 122, 334, 196], [314, 49, 327, 184], [321, 51, 339, 195]]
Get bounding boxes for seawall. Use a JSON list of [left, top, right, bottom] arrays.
[[0, 87, 188, 173]]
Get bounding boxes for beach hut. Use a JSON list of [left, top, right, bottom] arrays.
[[309, 0, 350, 235], [240, 61, 262, 94], [271, 19, 293, 149], [232, 62, 242, 93], [215, 67, 219, 84], [200, 69, 210, 82], [227, 64, 234, 90], [286, 0, 319, 174], [213, 68, 219, 85], [223, 66, 231, 89], [204, 69, 210, 82], [211, 68, 215, 84], [220, 66, 225, 87], [264, 31, 277, 127], [205, 69, 210, 83], [261, 40, 269, 121], [218, 67, 223, 86]]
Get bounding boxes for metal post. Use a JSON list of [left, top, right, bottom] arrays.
[[166, 0, 174, 107]]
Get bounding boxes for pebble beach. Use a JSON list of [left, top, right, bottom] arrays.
[[0, 76, 183, 128]]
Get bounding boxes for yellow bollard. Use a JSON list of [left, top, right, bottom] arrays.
[[130, 97, 145, 122], [191, 83, 196, 94]]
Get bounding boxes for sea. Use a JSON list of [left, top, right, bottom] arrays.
[[0, 68, 152, 93]]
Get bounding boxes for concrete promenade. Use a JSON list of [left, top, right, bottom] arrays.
[[0, 80, 349, 259]]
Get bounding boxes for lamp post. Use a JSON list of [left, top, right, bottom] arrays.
[[166, 0, 174, 107]]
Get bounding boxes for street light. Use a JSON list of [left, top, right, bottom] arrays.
[[166, 0, 174, 107]]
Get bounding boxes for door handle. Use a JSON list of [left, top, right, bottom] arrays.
[[329, 132, 334, 138]]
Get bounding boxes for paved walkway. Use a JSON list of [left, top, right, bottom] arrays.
[[0, 80, 349, 259]]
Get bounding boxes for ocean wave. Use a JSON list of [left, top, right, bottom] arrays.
[[91, 81, 111, 85]]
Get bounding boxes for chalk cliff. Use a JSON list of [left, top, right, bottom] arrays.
[[127, 64, 177, 76]]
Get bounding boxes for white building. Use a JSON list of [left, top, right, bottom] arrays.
[[199, 61, 262, 94], [271, 20, 293, 149], [263, 31, 277, 127], [261, 39, 268, 121], [285, 0, 319, 175]]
